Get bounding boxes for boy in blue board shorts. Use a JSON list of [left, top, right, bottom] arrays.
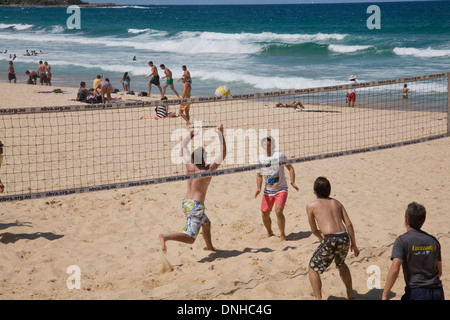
[[159, 125, 226, 254]]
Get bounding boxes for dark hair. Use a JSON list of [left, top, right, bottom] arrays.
[[182, 65, 187, 69], [148, 61, 153, 65], [405, 202, 426, 230], [314, 176, 331, 198], [80, 81, 85, 87], [260, 136, 275, 149], [404, 84, 408, 88], [160, 64, 165, 68]]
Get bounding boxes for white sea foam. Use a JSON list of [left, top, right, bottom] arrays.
[[0, 23, 34, 30], [181, 31, 347, 44], [329, 44, 373, 53], [195, 68, 341, 90], [128, 28, 151, 34], [393, 47, 450, 58], [113, 6, 150, 9], [0, 29, 348, 56]]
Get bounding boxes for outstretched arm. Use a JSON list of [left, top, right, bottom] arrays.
[[181, 130, 196, 165], [209, 124, 226, 171]]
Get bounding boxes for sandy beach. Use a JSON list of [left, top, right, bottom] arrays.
[[0, 82, 449, 300]]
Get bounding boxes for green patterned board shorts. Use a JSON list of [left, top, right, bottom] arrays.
[[309, 232, 350, 274]]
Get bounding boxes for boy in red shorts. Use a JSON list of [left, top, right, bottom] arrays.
[[255, 137, 299, 241]]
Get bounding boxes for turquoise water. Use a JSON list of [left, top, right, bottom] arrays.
[[0, 1, 449, 96]]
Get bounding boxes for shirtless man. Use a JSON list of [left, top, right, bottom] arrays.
[[178, 65, 191, 84], [179, 75, 192, 126], [145, 61, 163, 97], [8, 61, 16, 83], [159, 125, 226, 253], [306, 177, 359, 300], [403, 84, 409, 99], [25, 70, 38, 85], [160, 64, 180, 98], [37, 61, 46, 86]]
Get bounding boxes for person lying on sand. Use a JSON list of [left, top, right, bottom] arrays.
[[274, 100, 305, 109]]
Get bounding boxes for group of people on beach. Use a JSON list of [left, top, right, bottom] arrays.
[[77, 75, 114, 104], [7, 60, 51, 86], [145, 62, 193, 125], [158, 127, 443, 300], [76, 63, 193, 124]]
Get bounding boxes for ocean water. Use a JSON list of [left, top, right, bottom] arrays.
[[0, 1, 449, 97]]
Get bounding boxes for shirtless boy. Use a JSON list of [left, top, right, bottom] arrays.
[[178, 65, 191, 84], [179, 75, 192, 126], [160, 64, 180, 98], [403, 84, 410, 99], [8, 61, 16, 83], [145, 61, 163, 97], [37, 61, 46, 86], [306, 176, 359, 300], [159, 125, 226, 253]]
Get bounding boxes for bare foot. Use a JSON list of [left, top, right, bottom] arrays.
[[158, 234, 167, 253], [203, 246, 216, 251]]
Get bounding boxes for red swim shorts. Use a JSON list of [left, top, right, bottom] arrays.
[[347, 92, 356, 103], [261, 191, 288, 212]]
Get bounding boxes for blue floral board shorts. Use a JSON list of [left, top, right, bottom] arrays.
[[182, 199, 210, 238]]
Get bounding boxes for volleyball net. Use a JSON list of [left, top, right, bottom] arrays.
[[0, 72, 448, 202]]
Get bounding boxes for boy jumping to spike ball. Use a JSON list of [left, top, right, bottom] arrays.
[[159, 125, 226, 253]]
